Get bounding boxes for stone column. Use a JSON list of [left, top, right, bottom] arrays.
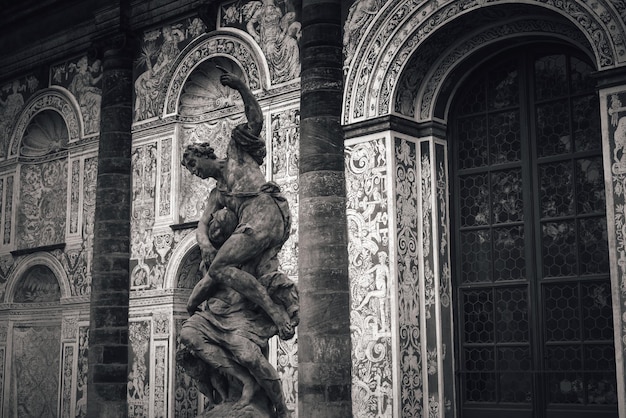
[[598, 69, 626, 418], [87, 37, 133, 418], [298, 1, 353, 417]]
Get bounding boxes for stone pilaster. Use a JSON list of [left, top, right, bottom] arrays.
[[597, 68, 626, 418], [87, 37, 133, 418], [298, 1, 353, 417]]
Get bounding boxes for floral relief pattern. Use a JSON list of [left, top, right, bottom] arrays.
[[346, 137, 393, 418], [128, 321, 151, 417], [395, 137, 423, 418], [606, 91, 626, 385]]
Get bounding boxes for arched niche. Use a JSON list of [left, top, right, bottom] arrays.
[[163, 231, 201, 290], [5, 252, 71, 303], [163, 29, 270, 118], [8, 87, 82, 159], [343, 0, 626, 124]]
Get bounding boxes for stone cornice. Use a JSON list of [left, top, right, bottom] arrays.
[[343, 114, 447, 139]]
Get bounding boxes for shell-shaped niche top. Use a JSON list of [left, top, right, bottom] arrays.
[[20, 110, 69, 157], [178, 57, 245, 118]]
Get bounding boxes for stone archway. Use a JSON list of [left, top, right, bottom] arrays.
[[342, 1, 626, 417]]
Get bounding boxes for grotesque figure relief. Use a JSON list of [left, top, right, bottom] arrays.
[[178, 68, 298, 418]]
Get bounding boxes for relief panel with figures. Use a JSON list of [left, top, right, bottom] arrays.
[[219, 0, 301, 84], [134, 18, 208, 122], [0, 76, 40, 159], [17, 159, 67, 249], [51, 56, 103, 135]]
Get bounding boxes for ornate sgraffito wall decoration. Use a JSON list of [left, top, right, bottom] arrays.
[[134, 18, 207, 122], [154, 344, 167, 418], [159, 138, 172, 218], [9, 325, 61, 417], [344, 0, 626, 124], [131, 143, 157, 263], [601, 87, 626, 409], [0, 346, 4, 414], [128, 320, 151, 417], [395, 137, 422, 418], [219, 0, 301, 84], [174, 318, 200, 417], [343, 0, 385, 71], [51, 55, 103, 135], [70, 160, 80, 234], [75, 325, 89, 418], [60, 344, 74, 418], [13, 265, 61, 303], [269, 106, 300, 417], [17, 159, 68, 249], [4, 175, 13, 246], [346, 137, 394, 418], [0, 76, 40, 158]]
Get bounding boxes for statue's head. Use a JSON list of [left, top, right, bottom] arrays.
[[181, 142, 219, 179]]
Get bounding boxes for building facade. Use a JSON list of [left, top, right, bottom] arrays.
[[0, 0, 624, 417]]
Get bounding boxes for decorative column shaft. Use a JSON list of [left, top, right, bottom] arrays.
[[298, 1, 353, 417], [87, 41, 133, 418]]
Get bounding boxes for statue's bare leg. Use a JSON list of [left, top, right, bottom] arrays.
[[209, 233, 293, 339]]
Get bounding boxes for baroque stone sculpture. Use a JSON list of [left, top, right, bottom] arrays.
[[178, 69, 298, 418]]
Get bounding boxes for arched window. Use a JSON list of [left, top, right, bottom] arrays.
[[450, 44, 617, 418]]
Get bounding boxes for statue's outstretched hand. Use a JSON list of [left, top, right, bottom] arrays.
[[218, 70, 245, 90]]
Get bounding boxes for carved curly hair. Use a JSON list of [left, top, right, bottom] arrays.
[[181, 142, 216, 169]]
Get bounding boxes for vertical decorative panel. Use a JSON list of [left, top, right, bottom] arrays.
[[128, 321, 150, 417], [0, 346, 5, 415], [395, 137, 422, 418], [3, 175, 11, 245], [159, 138, 172, 218], [131, 143, 157, 265], [270, 107, 300, 417], [346, 137, 394, 417], [153, 344, 167, 418], [17, 159, 67, 248], [435, 142, 454, 415], [60, 344, 75, 418], [601, 87, 626, 411], [174, 318, 199, 417], [10, 325, 61, 417], [75, 325, 89, 418], [69, 159, 81, 235]]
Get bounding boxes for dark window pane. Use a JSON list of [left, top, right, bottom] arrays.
[[579, 218, 609, 275], [460, 173, 490, 226], [535, 54, 568, 100], [492, 169, 523, 224], [536, 100, 571, 157], [576, 157, 605, 214], [542, 221, 577, 277], [488, 62, 519, 110], [573, 95, 601, 152], [463, 290, 494, 343], [461, 230, 491, 283], [582, 282, 613, 340], [493, 226, 526, 281], [544, 283, 580, 341], [540, 161, 574, 218], [489, 111, 521, 164], [495, 287, 529, 342], [458, 115, 488, 169], [570, 56, 595, 94]]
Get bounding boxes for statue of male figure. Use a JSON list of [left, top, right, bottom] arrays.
[[179, 68, 298, 418]]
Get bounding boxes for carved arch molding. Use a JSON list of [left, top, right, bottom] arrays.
[[343, 0, 626, 124]]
